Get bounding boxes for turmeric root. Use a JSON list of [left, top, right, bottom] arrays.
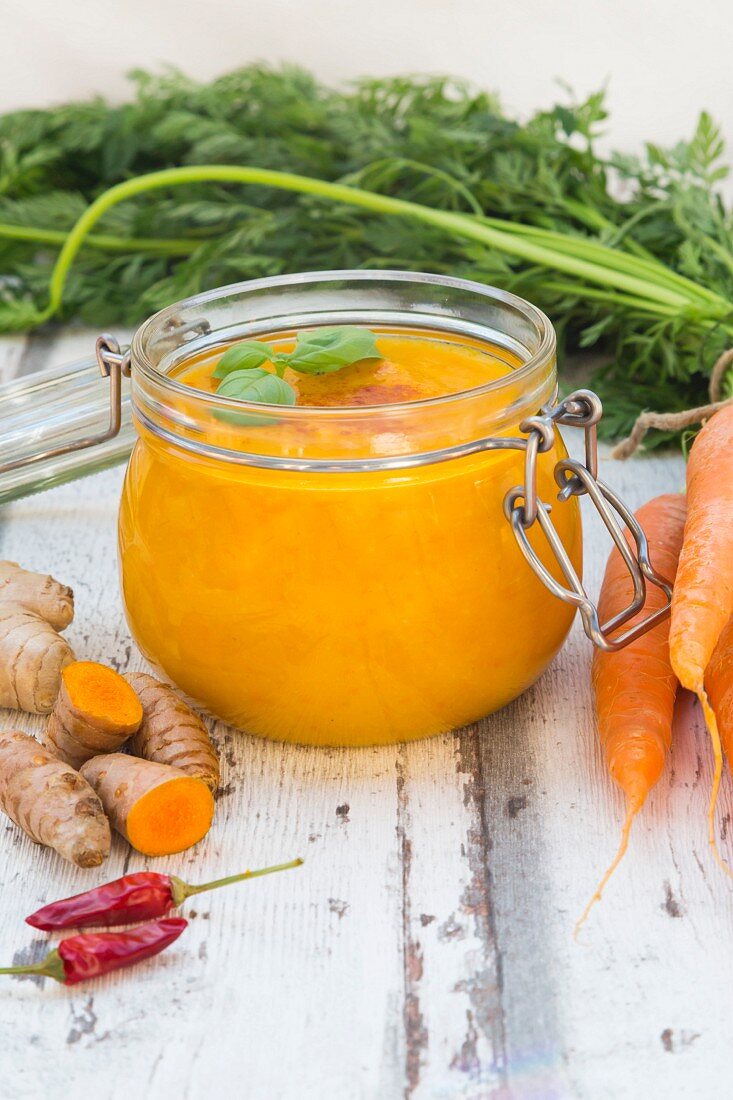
[[125, 672, 220, 792], [0, 602, 75, 713], [44, 661, 143, 768], [0, 561, 74, 630], [0, 731, 110, 867], [80, 754, 215, 857]]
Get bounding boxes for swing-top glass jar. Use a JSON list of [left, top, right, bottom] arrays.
[[0, 271, 672, 746]]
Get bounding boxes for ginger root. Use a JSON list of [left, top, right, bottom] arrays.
[[44, 661, 143, 768], [125, 672, 220, 792], [0, 602, 75, 713], [81, 753, 214, 857], [0, 562, 75, 714], [0, 561, 74, 630], [0, 730, 110, 867]]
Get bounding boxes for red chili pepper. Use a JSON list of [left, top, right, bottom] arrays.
[[27, 873, 177, 931], [26, 857, 303, 931], [0, 918, 187, 985]]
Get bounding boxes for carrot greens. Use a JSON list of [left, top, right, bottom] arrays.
[[0, 67, 731, 439]]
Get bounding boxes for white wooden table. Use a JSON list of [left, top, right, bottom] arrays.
[[0, 330, 730, 1100]]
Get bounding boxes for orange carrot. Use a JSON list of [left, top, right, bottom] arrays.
[[706, 614, 733, 767], [669, 405, 733, 870], [576, 494, 686, 932]]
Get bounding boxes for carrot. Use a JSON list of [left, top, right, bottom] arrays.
[[576, 494, 686, 932], [669, 405, 733, 871], [706, 614, 733, 767]]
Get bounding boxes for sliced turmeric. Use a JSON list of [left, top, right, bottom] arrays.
[[0, 602, 75, 713], [0, 561, 74, 630], [80, 753, 215, 857], [125, 672, 220, 792], [0, 730, 110, 867], [44, 661, 143, 768]]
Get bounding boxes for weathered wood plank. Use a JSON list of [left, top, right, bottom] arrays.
[[397, 736, 505, 1099]]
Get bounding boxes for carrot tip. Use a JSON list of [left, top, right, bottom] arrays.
[[697, 689, 733, 883], [574, 799, 640, 940]]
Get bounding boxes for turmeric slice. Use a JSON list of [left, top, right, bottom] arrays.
[[80, 754, 215, 857], [0, 731, 110, 867], [44, 661, 143, 768], [0, 561, 74, 631], [0, 602, 75, 713], [125, 672, 220, 792]]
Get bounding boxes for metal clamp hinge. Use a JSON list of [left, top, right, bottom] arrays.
[[503, 389, 673, 652], [0, 334, 130, 479]]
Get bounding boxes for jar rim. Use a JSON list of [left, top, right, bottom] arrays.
[[130, 269, 558, 471], [132, 268, 556, 416]]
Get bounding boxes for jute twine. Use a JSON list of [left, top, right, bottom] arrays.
[[611, 347, 733, 460]]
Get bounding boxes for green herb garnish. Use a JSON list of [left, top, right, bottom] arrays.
[[212, 326, 380, 410], [214, 365, 297, 424], [282, 326, 380, 375], [216, 367, 297, 405], [212, 342, 274, 377]]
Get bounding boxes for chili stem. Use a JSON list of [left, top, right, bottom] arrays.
[[0, 956, 58, 979], [181, 857, 304, 900]]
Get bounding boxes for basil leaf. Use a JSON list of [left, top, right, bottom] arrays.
[[212, 341, 274, 378], [216, 367, 296, 406], [283, 326, 380, 375]]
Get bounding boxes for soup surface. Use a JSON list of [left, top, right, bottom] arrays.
[[172, 327, 518, 406]]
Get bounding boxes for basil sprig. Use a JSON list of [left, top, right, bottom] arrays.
[[212, 341, 273, 376], [217, 368, 297, 405], [282, 326, 380, 375], [212, 326, 380, 408]]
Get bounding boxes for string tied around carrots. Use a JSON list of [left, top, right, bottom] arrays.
[[612, 347, 733, 459]]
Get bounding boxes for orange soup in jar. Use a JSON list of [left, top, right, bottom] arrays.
[[119, 272, 581, 745]]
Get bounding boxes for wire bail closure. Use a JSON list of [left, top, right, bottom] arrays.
[[0, 334, 130, 480], [503, 389, 673, 652]]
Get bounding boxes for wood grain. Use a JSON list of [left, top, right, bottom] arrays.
[[0, 332, 731, 1100]]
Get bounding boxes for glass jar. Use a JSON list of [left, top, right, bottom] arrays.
[[0, 271, 670, 747], [121, 270, 577, 746]]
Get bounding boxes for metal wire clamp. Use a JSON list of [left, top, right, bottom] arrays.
[[0, 334, 131, 479], [503, 389, 673, 652]]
